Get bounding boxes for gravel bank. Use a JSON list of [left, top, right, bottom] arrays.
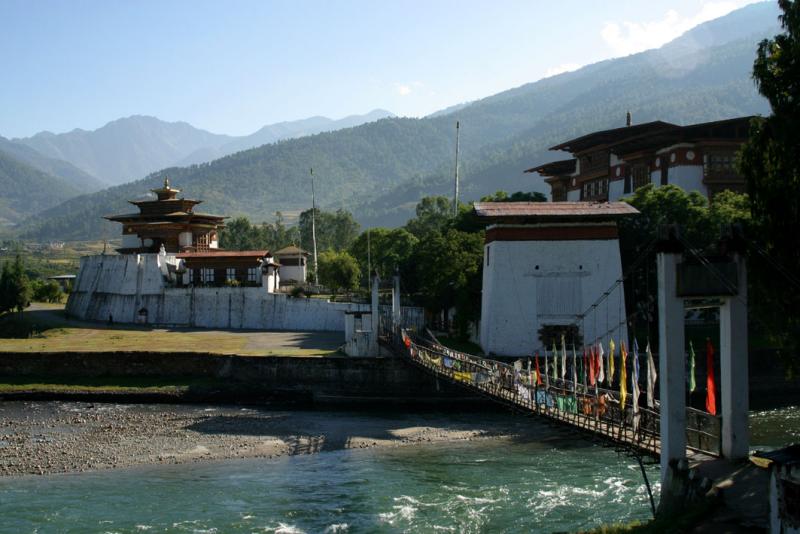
[[0, 401, 543, 477]]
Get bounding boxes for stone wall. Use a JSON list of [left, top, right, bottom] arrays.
[[0, 352, 476, 405]]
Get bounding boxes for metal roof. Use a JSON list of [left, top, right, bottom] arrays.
[[474, 201, 639, 220], [549, 121, 678, 153], [273, 245, 309, 256]]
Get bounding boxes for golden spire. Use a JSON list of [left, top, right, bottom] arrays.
[[164, 176, 170, 188]]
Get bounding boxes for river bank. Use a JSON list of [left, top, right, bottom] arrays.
[[0, 401, 553, 477]]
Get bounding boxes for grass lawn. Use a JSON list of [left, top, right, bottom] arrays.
[[0, 376, 220, 395], [0, 305, 341, 357]]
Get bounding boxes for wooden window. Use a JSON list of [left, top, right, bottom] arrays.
[[660, 159, 669, 186], [247, 267, 259, 282], [623, 168, 631, 194], [188, 269, 194, 284], [201, 268, 214, 284], [226, 267, 236, 281], [632, 165, 649, 190]]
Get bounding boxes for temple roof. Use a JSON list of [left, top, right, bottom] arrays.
[[104, 212, 227, 222], [474, 201, 638, 222], [273, 245, 310, 256], [524, 158, 576, 176], [176, 250, 269, 259], [150, 176, 181, 200], [549, 121, 677, 153], [607, 116, 755, 155]]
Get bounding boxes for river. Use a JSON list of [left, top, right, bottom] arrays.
[[0, 406, 796, 533]]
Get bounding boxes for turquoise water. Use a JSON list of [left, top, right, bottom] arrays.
[[1, 406, 795, 534], [1, 437, 658, 533]]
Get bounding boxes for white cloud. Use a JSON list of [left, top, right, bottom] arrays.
[[600, 1, 761, 56], [395, 81, 423, 97], [544, 63, 582, 78]]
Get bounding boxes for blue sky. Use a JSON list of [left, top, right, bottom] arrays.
[[0, 0, 763, 138]]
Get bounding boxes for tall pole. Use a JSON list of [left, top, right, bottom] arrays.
[[453, 120, 460, 217], [366, 227, 371, 289], [310, 168, 319, 286]]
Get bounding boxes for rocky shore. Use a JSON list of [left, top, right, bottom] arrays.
[[0, 401, 543, 477]]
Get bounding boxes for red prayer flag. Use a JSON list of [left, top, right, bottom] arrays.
[[534, 351, 543, 386], [705, 339, 717, 415], [588, 345, 596, 386]]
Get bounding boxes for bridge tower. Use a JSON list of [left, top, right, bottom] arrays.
[[474, 201, 638, 356], [657, 227, 749, 504]]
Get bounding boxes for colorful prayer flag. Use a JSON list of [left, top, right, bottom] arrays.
[[609, 338, 616, 386], [552, 342, 558, 382], [620, 341, 628, 408], [706, 339, 717, 415], [571, 343, 578, 394], [588, 345, 596, 387], [534, 351, 543, 386], [646, 341, 657, 408], [597, 342, 605, 385], [689, 341, 697, 393], [561, 335, 567, 380], [632, 339, 641, 413]]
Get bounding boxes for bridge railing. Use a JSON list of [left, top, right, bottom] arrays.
[[386, 328, 721, 458], [392, 330, 664, 456]]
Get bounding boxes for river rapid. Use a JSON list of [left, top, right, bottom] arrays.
[[0, 406, 796, 533]]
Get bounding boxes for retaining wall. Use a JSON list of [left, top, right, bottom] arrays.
[[67, 254, 369, 332], [0, 352, 475, 405]]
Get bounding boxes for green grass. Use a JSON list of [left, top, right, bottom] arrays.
[[0, 375, 223, 395]]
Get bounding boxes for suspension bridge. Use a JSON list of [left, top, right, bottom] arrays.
[[380, 329, 721, 462]]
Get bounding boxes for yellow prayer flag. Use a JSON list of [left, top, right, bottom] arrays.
[[620, 341, 628, 408]]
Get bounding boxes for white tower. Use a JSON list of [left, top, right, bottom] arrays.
[[475, 201, 638, 356]]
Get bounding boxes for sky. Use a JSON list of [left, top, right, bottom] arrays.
[[0, 0, 765, 138]]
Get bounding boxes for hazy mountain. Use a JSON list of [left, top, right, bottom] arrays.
[[14, 110, 395, 186], [19, 1, 781, 241], [0, 150, 81, 226], [176, 109, 395, 166], [0, 136, 107, 192], [15, 115, 233, 185]]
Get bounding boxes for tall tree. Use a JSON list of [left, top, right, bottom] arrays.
[[739, 0, 800, 365], [317, 250, 360, 296]]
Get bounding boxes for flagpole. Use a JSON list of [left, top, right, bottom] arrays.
[[452, 121, 460, 217], [310, 168, 319, 286]]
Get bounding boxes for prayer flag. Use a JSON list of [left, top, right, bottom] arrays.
[[552, 342, 558, 382], [689, 341, 697, 393], [706, 339, 717, 415], [632, 339, 641, 431], [646, 341, 657, 408], [620, 341, 628, 408], [571, 343, 578, 394], [588, 345, 596, 386], [561, 334, 567, 380], [597, 342, 605, 385], [581, 347, 587, 389], [534, 351, 543, 386], [609, 338, 616, 386]]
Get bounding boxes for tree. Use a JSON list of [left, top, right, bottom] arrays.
[[317, 250, 360, 296], [410, 228, 484, 337], [299, 208, 360, 252], [480, 190, 547, 202], [349, 227, 418, 283], [404, 196, 453, 238], [32, 280, 64, 303], [0, 256, 32, 316], [739, 0, 800, 366]]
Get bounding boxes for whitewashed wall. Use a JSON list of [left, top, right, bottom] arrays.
[[67, 254, 368, 332], [480, 235, 628, 356]]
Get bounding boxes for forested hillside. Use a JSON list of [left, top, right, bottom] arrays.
[[0, 136, 106, 193], [0, 151, 81, 226], [19, 1, 780, 240]]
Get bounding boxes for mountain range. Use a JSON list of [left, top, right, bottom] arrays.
[[9, 1, 782, 241]]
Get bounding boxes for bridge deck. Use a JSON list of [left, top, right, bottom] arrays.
[[384, 332, 720, 461]]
